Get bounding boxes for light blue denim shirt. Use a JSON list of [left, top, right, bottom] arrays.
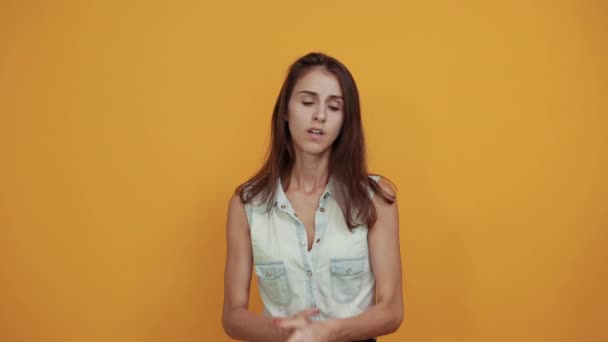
[[245, 175, 380, 320]]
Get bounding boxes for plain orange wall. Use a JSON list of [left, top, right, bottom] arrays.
[[1, 0, 606, 341]]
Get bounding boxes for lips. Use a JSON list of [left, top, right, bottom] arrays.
[[307, 128, 325, 135]]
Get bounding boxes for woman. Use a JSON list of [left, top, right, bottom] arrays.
[[222, 52, 403, 342]]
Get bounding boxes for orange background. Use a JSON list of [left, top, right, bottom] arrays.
[[1, 1, 606, 341]]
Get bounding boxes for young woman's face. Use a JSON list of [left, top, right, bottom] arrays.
[[286, 66, 345, 156]]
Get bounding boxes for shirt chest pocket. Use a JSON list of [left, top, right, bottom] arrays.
[[329, 257, 366, 304], [254, 261, 293, 306]]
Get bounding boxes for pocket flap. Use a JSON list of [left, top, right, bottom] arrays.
[[255, 262, 287, 280], [330, 258, 365, 276]]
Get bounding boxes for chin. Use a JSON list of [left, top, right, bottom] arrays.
[[295, 142, 332, 156]]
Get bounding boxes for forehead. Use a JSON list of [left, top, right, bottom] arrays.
[[293, 67, 343, 97]]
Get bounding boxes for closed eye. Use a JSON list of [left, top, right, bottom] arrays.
[[302, 101, 314, 106], [328, 106, 340, 111]]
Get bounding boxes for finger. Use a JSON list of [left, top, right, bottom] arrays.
[[274, 316, 304, 329], [286, 329, 305, 342], [275, 307, 320, 330], [295, 307, 320, 319], [279, 317, 309, 330]]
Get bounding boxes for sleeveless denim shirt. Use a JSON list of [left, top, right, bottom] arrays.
[[245, 175, 380, 320]]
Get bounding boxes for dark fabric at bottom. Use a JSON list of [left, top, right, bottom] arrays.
[[352, 339, 376, 342]]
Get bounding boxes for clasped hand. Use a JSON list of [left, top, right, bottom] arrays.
[[274, 308, 332, 342]]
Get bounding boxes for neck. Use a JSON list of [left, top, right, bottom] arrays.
[[287, 150, 330, 194]]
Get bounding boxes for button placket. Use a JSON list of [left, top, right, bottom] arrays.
[[311, 201, 329, 270], [309, 275, 323, 320]]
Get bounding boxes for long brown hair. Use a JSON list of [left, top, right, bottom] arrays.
[[236, 52, 395, 229]]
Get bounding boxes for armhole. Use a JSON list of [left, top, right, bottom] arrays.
[[245, 202, 253, 229], [369, 175, 381, 199]]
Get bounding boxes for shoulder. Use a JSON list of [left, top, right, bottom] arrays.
[[374, 175, 396, 196], [228, 193, 245, 210], [369, 174, 397, 202], [368, 176, 399, 230], [227, 193, 249, 230], [235, 179, 268, 208]]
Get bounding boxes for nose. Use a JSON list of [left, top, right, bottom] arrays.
[[314, 106, 326, 123]]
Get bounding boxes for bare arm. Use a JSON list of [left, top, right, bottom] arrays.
[[221, 194, 291, 342]]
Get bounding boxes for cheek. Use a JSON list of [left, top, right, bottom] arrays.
[[330, 114, 345, 136], [286, 113, 306, 135], [285, 104, 298, 130], [287, 102, 307, 121]]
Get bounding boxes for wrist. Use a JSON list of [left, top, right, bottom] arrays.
[[318, 318, 342, 342]]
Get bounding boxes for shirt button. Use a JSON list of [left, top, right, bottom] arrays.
[[319, 207, 325, 212], [280, 204, 286, 209], [294, 213, 298, 217], [316, 238, 321, 243], [307, 270, 313, 277]]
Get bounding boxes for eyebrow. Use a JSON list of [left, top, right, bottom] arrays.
[[297, 90, 343, 100]]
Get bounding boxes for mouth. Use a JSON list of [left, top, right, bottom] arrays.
[[307, 128, 325, 136]]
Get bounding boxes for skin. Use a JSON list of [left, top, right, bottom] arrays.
[[222, 66, 403, 341]]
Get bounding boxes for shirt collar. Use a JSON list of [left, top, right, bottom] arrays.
[[275, 177, 288, 206]]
